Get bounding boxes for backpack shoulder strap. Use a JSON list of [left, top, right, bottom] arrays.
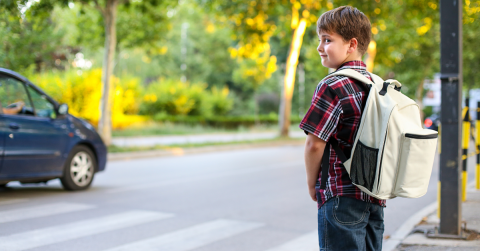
[[330, 69, 375, 85], [328, 69, 375, 93]]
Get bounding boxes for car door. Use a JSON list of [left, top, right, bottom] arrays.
[[0, 108, 6, 171], [0, 74, 68, 178]]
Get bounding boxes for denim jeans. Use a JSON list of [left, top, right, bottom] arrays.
[[317, 196, 384, 251]]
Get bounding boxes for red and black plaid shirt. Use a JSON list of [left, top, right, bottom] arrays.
[[299, 61, 386, 209]]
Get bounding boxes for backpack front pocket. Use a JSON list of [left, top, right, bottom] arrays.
[[350, 141, 379, 192], [394, 129, 438, 198]]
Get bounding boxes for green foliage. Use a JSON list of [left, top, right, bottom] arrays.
[[463, 0, 480, 90], [151, 114, 301, 129], [0, 4, 65, 73], [140, 79, 233, 117], [423, 106, 434, 118]]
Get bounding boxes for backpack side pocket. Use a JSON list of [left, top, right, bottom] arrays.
[[394, 129, 438, 198], [350, 141, 379, 192]]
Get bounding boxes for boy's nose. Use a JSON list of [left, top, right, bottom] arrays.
[[317, 44, 323, 53]]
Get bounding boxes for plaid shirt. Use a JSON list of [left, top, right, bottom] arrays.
[[299, 61, 386, 209]]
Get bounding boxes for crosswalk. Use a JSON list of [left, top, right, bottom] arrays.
[[0, 202, 319, 251]]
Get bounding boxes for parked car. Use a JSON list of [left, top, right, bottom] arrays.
[[0, 68, 107, 190]]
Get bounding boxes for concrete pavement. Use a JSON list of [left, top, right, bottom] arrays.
[[392, 182, 480, 250], [108, 132, 480, 250]]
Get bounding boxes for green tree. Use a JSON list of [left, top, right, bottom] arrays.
[[0, 3, 65, 72], [200, 0, 326, 136], [4, 0, 176, 145], [463, 0, 480, 91]]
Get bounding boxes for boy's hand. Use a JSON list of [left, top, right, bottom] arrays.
[[308, 186, 317, 202]]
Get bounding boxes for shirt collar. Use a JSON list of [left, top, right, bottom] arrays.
[[336, 61, 367, 71]]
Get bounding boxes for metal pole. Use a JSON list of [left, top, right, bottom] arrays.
[[462, 98, 470, 201], [477, 102, 480, 190], [439, 0, 463, 235]]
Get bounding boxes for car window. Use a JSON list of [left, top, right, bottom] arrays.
[[27, 85, 57, 119], [0, 75, 34, 116]]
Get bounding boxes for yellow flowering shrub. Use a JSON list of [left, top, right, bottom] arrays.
[[30, 69, 147, 129], [140, 79, 233, 117]]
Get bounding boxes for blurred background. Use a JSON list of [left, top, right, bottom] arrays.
[[1, 0, 479, 145]]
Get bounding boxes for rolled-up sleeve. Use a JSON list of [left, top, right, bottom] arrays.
[[299, 82, 342, 142]]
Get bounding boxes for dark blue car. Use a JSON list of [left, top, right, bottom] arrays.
[[0, 68, 107, 190]]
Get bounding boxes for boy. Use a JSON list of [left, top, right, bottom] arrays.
[[299, 6, 385, 251]]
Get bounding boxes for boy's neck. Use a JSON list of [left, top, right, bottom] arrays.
[[336, 58, 363, 70], [336, 52, 363, 70]]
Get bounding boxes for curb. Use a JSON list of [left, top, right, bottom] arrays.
[[107, 140, 305, 161], [382, 202, 437, 251], [383, 180, 478, 251]]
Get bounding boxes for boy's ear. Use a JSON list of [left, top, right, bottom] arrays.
[[347, 38, 358, 54]]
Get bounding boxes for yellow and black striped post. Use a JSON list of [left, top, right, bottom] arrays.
[[477, 102, 480, 190], [462, 99, 471, 201]]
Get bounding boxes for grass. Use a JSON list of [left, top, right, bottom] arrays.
[[108, 137, 305, 153], [112, 121, 297, 137]]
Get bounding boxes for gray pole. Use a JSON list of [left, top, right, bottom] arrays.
[[439, 0, 463, 235]]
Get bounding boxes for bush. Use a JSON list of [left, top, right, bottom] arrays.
[[29, 69, 147, 129], [140, 79, 233, 117], [152, 113, 301, 129]]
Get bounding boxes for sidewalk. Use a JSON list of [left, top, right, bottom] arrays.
[[111, 130, 307, 147], [392, 182, 480, 250], [108, 138, 305, 161]]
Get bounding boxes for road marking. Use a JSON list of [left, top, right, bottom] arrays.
[[0, 198, 28, 206], [106, 161, 304, 194], [0, 210, 173, 251], [0, 202, 95, 223], [104, 219, 263, 251], [264, 231, 318, 251]]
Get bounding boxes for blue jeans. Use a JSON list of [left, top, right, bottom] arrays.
[[318, 196, 384, 251]]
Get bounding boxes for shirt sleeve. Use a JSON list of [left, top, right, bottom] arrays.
[[299, 81, 342, 142]]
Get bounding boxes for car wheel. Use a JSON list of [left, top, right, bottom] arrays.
[[60, 145, 96, 191]]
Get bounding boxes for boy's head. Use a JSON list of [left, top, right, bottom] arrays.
[[316, 6, 371, 69]]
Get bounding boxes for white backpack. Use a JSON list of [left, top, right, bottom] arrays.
[[320, 69, 438, 200]]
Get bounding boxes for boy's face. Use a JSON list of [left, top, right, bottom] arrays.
[[317, 30, 356, 69]]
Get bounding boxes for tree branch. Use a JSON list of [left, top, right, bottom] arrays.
[[91, 0, 106, 15]]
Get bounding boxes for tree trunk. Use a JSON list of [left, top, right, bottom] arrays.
[[415, 79, 425, 123], [365, 41, 376, 72], [98, 0, 118, 146], [279, 18, 307, 137]]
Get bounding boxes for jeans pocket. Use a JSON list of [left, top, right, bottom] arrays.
[[333, 197, 369, 225]]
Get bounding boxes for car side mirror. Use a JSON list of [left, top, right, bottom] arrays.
[[58, 103, 69, 115]]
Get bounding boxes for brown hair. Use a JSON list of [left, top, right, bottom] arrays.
[[317, 6, 371, 55]]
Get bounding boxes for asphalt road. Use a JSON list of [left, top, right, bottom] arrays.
[[0, 145, 477, 251]]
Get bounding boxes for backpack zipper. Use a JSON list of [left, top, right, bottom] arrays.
[[405, 133, 438, 139]]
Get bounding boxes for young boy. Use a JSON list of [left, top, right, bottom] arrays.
[[299, 6, 385, 251]]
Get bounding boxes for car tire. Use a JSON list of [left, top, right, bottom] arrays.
[[60, 145, 96, 191]]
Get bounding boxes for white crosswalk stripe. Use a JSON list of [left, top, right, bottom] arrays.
[[104, 219, 264, 251], [0, 210, 174, 251], [0, 198, 28, 206], [0, 202, 95, 223], [264, 230, 318, 251]]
